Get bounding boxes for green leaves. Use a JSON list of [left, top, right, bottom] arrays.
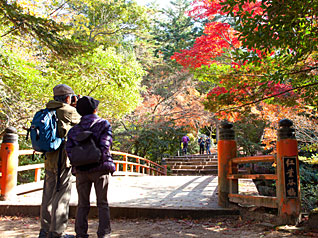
[[152, 0, 205, 63], [47, 46, 145, 119], [0, 0, 151, 132], [0, 0, 88, 57], [113, 120, 187, 161], [68, 0, 150, 46], [226, 0, 318, 66]]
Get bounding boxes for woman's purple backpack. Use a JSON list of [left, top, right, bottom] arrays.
[[69, 121, 101, 167]]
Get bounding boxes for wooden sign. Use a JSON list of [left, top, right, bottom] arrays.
[[283, 156, 298, 198]]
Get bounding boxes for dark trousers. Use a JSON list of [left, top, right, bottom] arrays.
[[182, 142, 188, 155], [199, 145, 204, 154], [75, 171, 111, 238]]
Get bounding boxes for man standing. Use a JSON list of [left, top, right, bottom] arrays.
[[38, 84, 80, 238], [198, 137, 205, 155], [66, 96, 115, 238], [205, 137, 211, 154], [181, 135, 190, 155]]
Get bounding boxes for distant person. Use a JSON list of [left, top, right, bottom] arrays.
[[206, 137, 211, 154], [66, 96, 115, 238], [198, 137, 205, 154], [182, 135, 190, 155], [211, 133, 217, 152]]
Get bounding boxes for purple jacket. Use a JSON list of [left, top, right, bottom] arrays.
[[66, 114, 115, 174], [182, 136, 190, 144]]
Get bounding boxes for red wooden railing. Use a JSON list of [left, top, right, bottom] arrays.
[[111, 151, 166, 176], [0, 148, 166, 198], [218, 119, 301, 225], [227, 155, 278, 208]]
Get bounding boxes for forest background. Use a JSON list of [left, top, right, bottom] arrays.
[[0, 0, 317, 211]]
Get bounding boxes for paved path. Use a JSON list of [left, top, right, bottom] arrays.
[[0, 176, 258, 209]]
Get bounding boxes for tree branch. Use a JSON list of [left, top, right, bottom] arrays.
[[49, 0, 70, 16], [218, 81, 318, 112]]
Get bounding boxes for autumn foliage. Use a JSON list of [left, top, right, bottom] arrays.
[[171, 0, 318, 152], [172, 0, 263, 68], [133, 71, 212, 130], [172, 0, 312, 112]]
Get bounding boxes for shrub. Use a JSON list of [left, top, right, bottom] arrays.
[[299, 156, 318, 212]]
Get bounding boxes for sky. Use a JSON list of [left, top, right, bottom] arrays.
[[135, 0, 171, 9]]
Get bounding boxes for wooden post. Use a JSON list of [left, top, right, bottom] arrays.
[[0, 127, 19, 200], [123, 154, 128, 172], [34, 168, 41, 182], [276, 119, 301, 225], [147, 161, 150, 175], [115, 162, 118, 172], [218, 121, 237, 207], [136, 158, 140, 173]]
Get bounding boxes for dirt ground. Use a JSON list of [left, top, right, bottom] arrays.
[[0, 208, 317, 238]]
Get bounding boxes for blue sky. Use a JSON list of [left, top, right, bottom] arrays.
[[136, 0, 171, 9]]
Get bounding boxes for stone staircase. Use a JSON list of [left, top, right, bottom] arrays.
[[163, 153, 218, 176]]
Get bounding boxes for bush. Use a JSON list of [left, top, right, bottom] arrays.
[[17, 137, 45, 185], [113, 120, 188, 163], [299, 156, 318, 212]]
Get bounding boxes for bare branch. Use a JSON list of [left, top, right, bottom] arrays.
[[218, 81, 318, 112], [49, 0, 70, 16]]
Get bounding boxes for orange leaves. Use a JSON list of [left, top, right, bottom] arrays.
[[135, 82, 211, 130]]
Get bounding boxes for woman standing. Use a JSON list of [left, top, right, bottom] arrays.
[[66, 96, 115, 238]]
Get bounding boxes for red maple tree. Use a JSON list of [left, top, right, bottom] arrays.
[[171, 0, 318, 151]]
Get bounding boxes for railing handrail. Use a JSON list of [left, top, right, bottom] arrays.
[[114, 160, 165, 174], [18, 150, 42, 156], [218, 119, 301, 225], [0, 149, 166, 197], [15, 149, 166, 176], [17, 163, 44, 172], [227, 154, 279, 209], [110, 150, 165, 170], [231, 155, 276, 164]]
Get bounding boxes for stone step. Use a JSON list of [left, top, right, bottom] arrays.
[[165, 161, 218, 166], [170, 169, 218, 175], [171, 165, 218, 170], [164, 153, 218, 176], [165, 161, 217, 166], [164, 158, 218, 163], [167, 154, 217, 160]]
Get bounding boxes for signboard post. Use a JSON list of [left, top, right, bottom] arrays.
[[277, 119, 301, 225]]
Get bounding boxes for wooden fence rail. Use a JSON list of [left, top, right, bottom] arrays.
[[0, 127, 166, 199], [218, 119, 301, 225], [228, 155, 278, 209], [111, 151, 166, 176]]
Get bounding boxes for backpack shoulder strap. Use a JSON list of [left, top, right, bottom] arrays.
[[78, 118, 101, 131]]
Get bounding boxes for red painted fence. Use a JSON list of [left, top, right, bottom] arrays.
[[218, 119, 301, 225], [0, 127, 166, 199]]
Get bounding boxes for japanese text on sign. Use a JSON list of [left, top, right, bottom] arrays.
[[283, 157, 298, 198]]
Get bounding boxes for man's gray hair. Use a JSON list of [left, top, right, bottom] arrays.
[[54, 94, 73, 103]]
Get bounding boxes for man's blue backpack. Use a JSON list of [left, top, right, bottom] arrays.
[[29, 108, 63, 152]]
